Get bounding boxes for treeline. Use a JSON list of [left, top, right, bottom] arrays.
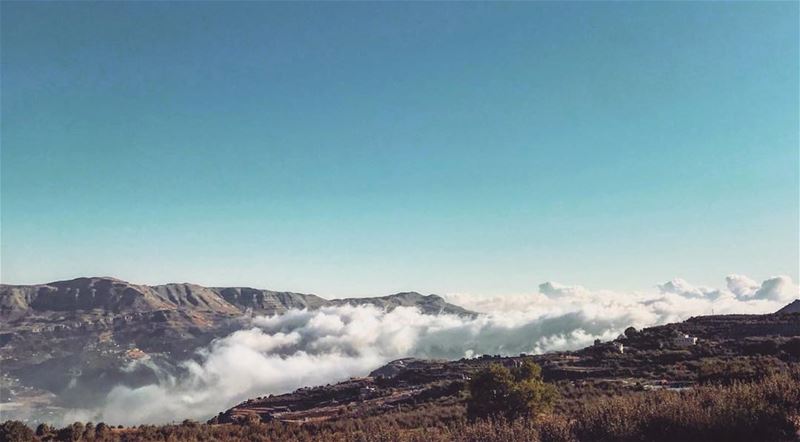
[[3, 368, 800, 442]]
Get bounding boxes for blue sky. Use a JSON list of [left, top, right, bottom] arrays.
[[1, 2, 797, 297]]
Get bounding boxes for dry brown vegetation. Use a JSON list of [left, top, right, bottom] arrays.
[[4, 368, 799, 442]]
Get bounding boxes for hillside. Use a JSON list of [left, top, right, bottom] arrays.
[[777, 300, 800, 314], [3, 281, 797, 429], [0, 277, 473, 423], [5, 309, 800, 442], [215, 312, 800, 425]]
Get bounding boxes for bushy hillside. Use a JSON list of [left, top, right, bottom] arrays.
[[4, 370, 799, 442]]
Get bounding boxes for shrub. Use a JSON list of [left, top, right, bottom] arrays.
[[35, 423, 53, 437], [466, 361, 558, 421], [0, 421, 34, 442]]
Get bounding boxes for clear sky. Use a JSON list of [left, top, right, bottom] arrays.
[[1, 2, 798, 297]]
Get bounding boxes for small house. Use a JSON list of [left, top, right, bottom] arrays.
[[674, 334, 697, 348]]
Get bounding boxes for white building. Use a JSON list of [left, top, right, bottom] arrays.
[[674, 334, 697, 348]]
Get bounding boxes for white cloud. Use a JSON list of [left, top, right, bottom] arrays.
[[537, 281, 590, 298], [61, 275, 797, 426], [725, 274, 796, 302], [657, 278, 723, 299], [753, 276, 796, 301], [726, 274, 760, 298]]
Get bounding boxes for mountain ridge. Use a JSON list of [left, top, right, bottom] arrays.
[[0, 276, 473, 318]]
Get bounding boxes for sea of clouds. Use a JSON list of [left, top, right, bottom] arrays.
[[64, 274, 797, 425]]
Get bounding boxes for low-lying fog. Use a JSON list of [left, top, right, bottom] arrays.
[[30, 275, 800, 425]]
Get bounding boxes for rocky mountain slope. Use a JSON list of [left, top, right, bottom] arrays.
[[1, 277, 469, 318], [0, 277, 473, 423]]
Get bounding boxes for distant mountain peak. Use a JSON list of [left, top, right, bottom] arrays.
[[46, 276, 130, 285]]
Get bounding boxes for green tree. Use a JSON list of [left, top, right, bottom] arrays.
[[466, 360, 558, 421]]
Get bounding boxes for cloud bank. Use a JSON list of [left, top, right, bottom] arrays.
[[65, 274, 797, 425]]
